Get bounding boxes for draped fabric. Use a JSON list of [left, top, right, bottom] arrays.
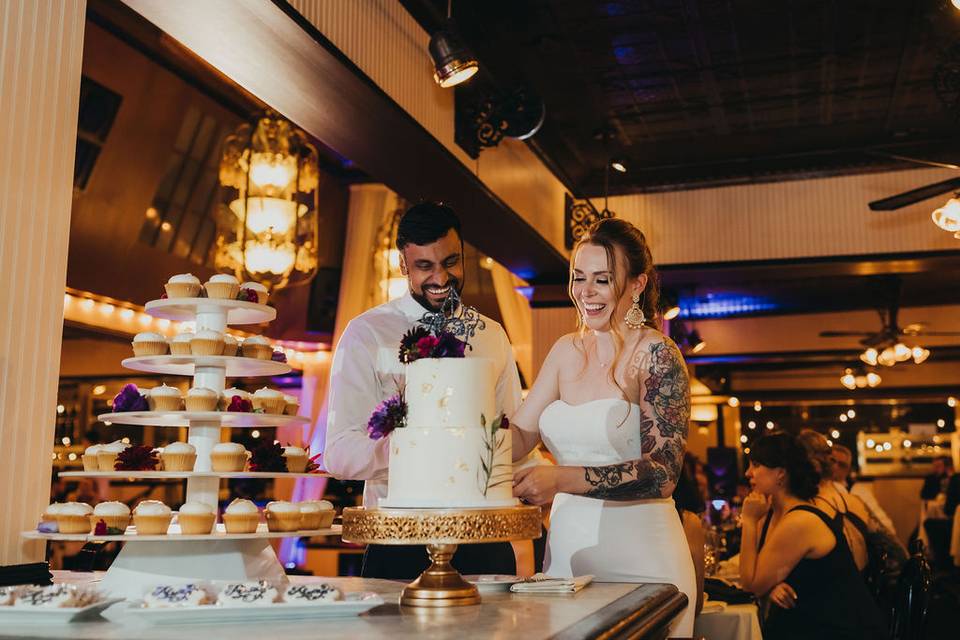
[[278, 184, 400, 563], [490, 262, 534, 386]]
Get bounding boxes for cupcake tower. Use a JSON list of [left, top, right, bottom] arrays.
[[27, 274, 336, 599]]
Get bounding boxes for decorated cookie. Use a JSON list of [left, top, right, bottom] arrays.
[[283, 583, 342, 603], [144, 584, 208, 607], [217, 581, 279, 607]]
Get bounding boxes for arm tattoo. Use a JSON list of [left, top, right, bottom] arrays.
[[584, 340, 690, 501]]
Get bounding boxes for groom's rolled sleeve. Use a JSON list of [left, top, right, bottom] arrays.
[[323, 322, 390, 480]]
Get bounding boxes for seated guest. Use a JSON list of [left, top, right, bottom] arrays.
[[739, 432, 887, 640], [831, 443, 897, 537], [673, 455, 705, 615], [921, 456, 953, 501]]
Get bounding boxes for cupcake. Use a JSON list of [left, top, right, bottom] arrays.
[[133, 501, 172, 535], [150, 384, 182, 411], [93, 501, 131, 531], [264, 501, 301, 532], [56, 502, 93, 534], [239, 282, 268, 305], [203, 273, 240, 300], [283, 394, 300, 416], [299, 500, 335, 530], [220, 387, 252, 411], [160, 441, 196, 472], [252, 387, 285, 414], [191, 329, 224, 356], [97, 441, 130, 471], [282, 446, 308, 473], [42, 503, 66, 523], [82, 444, 102, 471], [241, 335, 272, 360], [170, 332, 194, 356], [184, 387, 219, 412], [222, 334, 239, 357], [132, 332, 169, 357], [222, 498, 260, 533], [210, 442, 248, 472], [177, 502, 216, 535], [164, 273, 202, 298]]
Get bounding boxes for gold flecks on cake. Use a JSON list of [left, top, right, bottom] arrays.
[[421, 383, 433, 394], [455, 458, 468, 472], [392, 447, 400, 455], [447, 476, 456, 485], [448, 428, 465, 439], [438, 386, 454, 409]]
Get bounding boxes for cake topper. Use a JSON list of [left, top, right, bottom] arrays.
[[416, 287, 485, 348]]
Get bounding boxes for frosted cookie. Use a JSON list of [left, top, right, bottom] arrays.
[[144, 584, 209, 607], [217, 581, 279, 607], [13, 585, 77, 608], [283, 583, 342, 603]]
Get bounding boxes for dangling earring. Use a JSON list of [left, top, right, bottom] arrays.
[[624, 292, 646, 329]]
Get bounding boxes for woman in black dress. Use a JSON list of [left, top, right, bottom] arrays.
[[739, 432, 887, 640]]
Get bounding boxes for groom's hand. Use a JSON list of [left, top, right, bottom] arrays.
[[513, 466, 561, 506]]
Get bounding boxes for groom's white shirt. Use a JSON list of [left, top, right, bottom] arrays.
[[324, 291, 523, 507]]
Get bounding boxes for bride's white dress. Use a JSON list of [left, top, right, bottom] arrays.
[[540, 398, 696, 637]]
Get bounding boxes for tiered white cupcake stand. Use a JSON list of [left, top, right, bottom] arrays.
[[23, 297, 338, 599]]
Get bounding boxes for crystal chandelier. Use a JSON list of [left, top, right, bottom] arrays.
[[215, 111, 320, 291]]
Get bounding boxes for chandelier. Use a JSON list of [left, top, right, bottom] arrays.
[[215, 111, 320, 291], [840, 366, 882, 390], [859, 342, 929, 367], [932, 196, 960, 239]]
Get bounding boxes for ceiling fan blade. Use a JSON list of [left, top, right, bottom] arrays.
[[819, 331, 874, 337], [866, 151, 960, 171], [867, 177, 960, 211]]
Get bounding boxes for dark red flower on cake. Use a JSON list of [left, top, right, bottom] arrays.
[[227, 396, 253, 412], [238, 288, 259, 303], [115, 445, 159, 471], [416, 335, 439, 357]]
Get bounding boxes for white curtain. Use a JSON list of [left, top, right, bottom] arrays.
[[490, 262, 534, 387]]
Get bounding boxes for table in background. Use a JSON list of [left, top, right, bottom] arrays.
[[694, 602, 763, 640]]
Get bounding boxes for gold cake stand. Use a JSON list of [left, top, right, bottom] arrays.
[[342, 505, 542, 607]]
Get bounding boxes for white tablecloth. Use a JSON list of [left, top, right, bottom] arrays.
[[694, 603, 763, 640]]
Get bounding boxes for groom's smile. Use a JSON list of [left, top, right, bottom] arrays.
[[399, 229, 465, 312]]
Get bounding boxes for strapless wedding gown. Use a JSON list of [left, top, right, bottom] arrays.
[[540, 399, 696, 637]]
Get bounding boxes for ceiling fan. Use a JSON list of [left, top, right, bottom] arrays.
[[867, 152, 960, 211], [819, 276, 960, 349]]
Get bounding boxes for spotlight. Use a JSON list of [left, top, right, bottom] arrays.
[[429, 20, 478, 88], [610, 158, 627, 173], [688, 329, 706, 353]]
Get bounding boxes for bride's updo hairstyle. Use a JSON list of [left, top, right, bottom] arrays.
[[569, 218, 661, 393], [749, 432, 819, 500]]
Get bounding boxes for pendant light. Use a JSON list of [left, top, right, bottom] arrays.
[[429, 1, 478, 88]]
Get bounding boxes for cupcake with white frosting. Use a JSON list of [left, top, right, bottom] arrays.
[[241, 335, 272, 360], [133, 500, 172, 535], [55, 502, 93, 534], [299, 500, 335, 530], [282, 445, 308, 473], [252, 387, 285, 414], [264, 501, 301, 532], [150, 384, 182, 412], [93, 501, 131, 531], [190, 329, 224, 356], [184, 387, 219, 412], [82, 444, 102, 471], [169, 332, 194, 356], [164, 273, 202, 298], [132, 332, 169, 357], [210, 442, 248, 472], [42, 502, 67, 523], [203, 273, 240, 300], [97, 441, 130, 471], [283, 394, 300, 416], [222, 498, 260, 533], [160, 441, 196, 472], [177, 501, 216, 535], [220, 387, 252, 411], [239, 281, 268, 305], [222, 334, 239, 357]]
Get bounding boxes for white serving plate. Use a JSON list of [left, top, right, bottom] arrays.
[[59, 470, 328, 480], [146, 297, 275, 324], [121, 592, 383, 624], [463, 574, 523, 593], [23, 524, 341, 542], [0, 598, 124, 623], [97, 410, 309, 428], [120, 354, 290, 377]]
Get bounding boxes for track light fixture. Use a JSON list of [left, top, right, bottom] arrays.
[[429, 2, 478, 88]]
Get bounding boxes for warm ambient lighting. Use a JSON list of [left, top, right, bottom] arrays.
[[727, 396, 740, 408], [663, 305, 681, 320], [831, 429, 841, 439], [754, 401, 762, 412], [841, 367, 881, 390], [840, 414, 848, 423], [949, 396, 958, 408], [860, 348, 878, 366], [688, 329, 706, 353]]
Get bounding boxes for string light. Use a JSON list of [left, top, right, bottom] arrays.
[[251, 430, 260, 438], [840, 414, 848, 423], [99, 303, 115, 315], [847, 409, 856, 418], [903, 440, 912, 448], [747, 421, 756, 430], [728, 397, 740, 408], [61, 437, 71, 446], [120, 308, 135, 321], [754, 401, 762, 412], [831, 429, 840, 439], [739, 435, 748, 443], [949, 397, 957, 408], [56, 404, 65, 414], [866, 438, 875, 448], [765, 421, 774, 430]]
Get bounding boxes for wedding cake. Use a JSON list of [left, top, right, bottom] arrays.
[[381, 357, 517, 508]]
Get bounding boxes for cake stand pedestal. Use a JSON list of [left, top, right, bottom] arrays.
[[341, 505, 541, 607]]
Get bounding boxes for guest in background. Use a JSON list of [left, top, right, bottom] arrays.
[[831, 443, 896, 537], [921, 456, 953, 501], [739, 432, 886, 640], [673, 456, 706, 615]]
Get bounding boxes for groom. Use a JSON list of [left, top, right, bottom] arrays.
[[324, 201, 522, 579]]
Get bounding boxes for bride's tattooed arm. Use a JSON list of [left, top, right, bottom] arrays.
[[582, 340, 690, 501]]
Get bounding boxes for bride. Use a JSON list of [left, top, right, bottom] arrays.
[[511, 218, 696, 637]]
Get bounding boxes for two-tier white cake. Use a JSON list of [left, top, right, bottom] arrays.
[[382, 357, 516, 508]]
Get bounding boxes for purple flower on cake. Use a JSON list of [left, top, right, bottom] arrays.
[[367, 393, 407, 440], [271, 350, 287, 363], [112, 384, 149, 413], [434, 331, 467, 358]]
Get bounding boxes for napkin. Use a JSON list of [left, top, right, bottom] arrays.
[[510, 574, 593, 594]]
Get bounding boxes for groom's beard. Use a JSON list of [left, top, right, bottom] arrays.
[[411, 277, 463, 312]]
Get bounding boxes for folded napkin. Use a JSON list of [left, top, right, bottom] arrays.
[[510, 574, 593, 594]]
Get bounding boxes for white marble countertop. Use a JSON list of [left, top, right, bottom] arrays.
[[0, 574, 685, 640]]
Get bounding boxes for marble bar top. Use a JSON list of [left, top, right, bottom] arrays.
[[0, 575, 687, 640]]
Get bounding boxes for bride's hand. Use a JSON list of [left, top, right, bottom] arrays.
[[513, 466, 562, 506]]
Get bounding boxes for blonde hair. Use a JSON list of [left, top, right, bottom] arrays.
[[569, 218, 661, 399]]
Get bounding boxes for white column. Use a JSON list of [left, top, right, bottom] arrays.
[[0, 0, 86, 564]]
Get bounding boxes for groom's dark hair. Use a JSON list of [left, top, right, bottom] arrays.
[[396, 201, 462, 250]]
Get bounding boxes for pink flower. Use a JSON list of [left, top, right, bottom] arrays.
[[416, 336, 439, 358]]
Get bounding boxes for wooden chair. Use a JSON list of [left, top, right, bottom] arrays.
[[888, 539, 932, 640]]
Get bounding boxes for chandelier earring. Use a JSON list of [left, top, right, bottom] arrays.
[[624, 291, 646, 329]]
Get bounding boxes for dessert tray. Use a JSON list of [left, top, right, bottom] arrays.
[[23, 523, 340, 542], [0, 598, 124, 623], [113, 592, 384, 624], [98, 410, 310, 428], [120, 355, 290, 377]]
